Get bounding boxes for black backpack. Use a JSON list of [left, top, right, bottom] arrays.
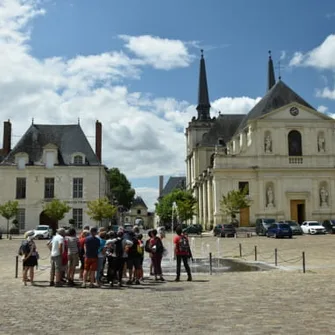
[[178, 235, 190, 254], [144, 238, 151, 253], [151, 237, 164, 254], [18, 240, 30, 256], [114, 238, 123, 258]]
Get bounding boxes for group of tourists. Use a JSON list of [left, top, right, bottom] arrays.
[[19, 224, 193, 287]]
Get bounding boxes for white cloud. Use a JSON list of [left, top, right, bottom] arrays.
[[317, 105, 328, 113], [119, 34, 193, 70], [0, 0, 260, 209], [289, 34, 335, 70], [280, 50, 286, 60], [316, 87, 335, 100]]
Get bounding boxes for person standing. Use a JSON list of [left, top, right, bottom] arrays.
[[82, 227, 100, 288], [49, 228, 65, 287], [173, 225, 192, 282], [20, 231, 38, 286], [149, 229, 164, 281], [66, 228, 79, 286], [96, 229, 107, 286]]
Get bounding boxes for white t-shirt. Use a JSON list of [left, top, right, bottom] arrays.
[[51, 234, 64, 257]]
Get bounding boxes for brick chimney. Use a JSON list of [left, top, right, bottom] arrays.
[[2, 120, 11, 156], [159, 175, 164, 198], [95, 120, 102, 162]]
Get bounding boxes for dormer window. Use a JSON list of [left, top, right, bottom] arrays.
[[15, 153, 29, 170], [45, 151, 55, 169], [74, 155, 83, 165], [42, 143, 58, 169], [72, 153, 85, 165]]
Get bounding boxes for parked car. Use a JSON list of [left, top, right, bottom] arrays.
[[278, 220, 303, 235], [33, 225, 51, 239], [266, 223, 292, 238], [301, 221, 326, 235], [182, 224, 202, 235], [213, 224, 236, 237], [322, 220, 335, 234], [255, 218, 276, 236]]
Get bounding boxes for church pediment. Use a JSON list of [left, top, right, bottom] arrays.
[[261, 103, 333, 121]]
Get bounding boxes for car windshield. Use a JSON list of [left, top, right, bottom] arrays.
[[330, 220, 335, 224], [223, 224, 234, 228], [288, 222, 299, 227], [279, 224, 290, 229], [36, 226, 48, 230], [264, 219, 276, 224], [308, 222, 319, 226]]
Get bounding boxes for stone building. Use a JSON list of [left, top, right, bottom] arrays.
[[124, 196, 154, 229], [0, 120, 109, 232], [186, 51, 335, 228]]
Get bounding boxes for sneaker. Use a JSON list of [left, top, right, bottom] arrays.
[[187, 276, 192, 282], [49, 281, 55, 287], [159, 277, 165, 281], [135, 280, 140, 285], [174, 278, 180, 282], [126, 280, 132, 285], [89, 283, 95, 288]]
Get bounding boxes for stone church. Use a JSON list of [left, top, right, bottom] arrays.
[[186, 51, 335, 228]]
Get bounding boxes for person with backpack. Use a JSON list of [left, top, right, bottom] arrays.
[[149, 229, 165, 281], [126, 231, 141, 285], [173, 225, 192, 282], [19, 230, 38, 286]]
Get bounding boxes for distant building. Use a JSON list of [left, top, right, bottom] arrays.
[[0, 120, 109, 232], [158, 176, 186, 199], [124, 196, 154, 229]]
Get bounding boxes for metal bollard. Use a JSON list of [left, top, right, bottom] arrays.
[[254, 246, 257, 261], [239, 243, 242, 257], [15, 255, 19, 278], [275, 248, 278, 266], [209, 252, 213, 275], [302, 251, 306, 273]]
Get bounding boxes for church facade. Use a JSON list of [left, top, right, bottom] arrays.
[[186, 51, 335, 228]]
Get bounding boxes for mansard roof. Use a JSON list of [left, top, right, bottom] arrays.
[[235, 80, 316, 134], [200, 114, 245, 147], [1, 124, 100, 165], [132, 196, 148, 209], [160, 176, 186, 198]]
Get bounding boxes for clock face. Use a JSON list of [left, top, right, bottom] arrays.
[[290, 106, 299, 116]]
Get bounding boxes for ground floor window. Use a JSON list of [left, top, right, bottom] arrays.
[[16, 208, 26, 230], [73, 208, 83, 228]]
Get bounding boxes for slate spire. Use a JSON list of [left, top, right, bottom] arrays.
[[196, 49, 211, 120], [267, 50, 276, 91]]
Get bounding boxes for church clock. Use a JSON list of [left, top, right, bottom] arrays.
[[289, 106, 299, 116]]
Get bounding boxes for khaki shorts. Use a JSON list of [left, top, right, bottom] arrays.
[[51, 255, 62, 272], [68, 253, 79, 268]]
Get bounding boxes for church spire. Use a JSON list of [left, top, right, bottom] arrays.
[[196, 49, 211, 120], [267, 50, 276, 91]]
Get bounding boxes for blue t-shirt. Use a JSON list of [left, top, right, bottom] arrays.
[[85, 236, 100, 258], [98, 237, 106, 257]]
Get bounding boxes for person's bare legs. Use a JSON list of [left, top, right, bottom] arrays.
[[23, 267, 28, 286], [29, 267, 34, 285]]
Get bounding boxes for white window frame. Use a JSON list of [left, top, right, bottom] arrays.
[[16, 208, 26, 230], [73, 208, 83, 228]]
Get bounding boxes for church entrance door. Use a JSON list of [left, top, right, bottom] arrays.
[[240, 207, 250, 227], [290, 200, 305, 224]]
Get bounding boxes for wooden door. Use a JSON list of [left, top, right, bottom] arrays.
[[290, 200, 305, 222], [240, 207, 250, 227]]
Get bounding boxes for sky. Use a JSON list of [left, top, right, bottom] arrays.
[[1, 0, 335, 210]]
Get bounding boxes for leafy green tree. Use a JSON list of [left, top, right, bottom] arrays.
[[0, 200, 19, 238], [86, 197, 117, 226], [155, 189, 197, 225], [108, 167, 135, 210], [220, 187, 251, 224], [43, 199, 71, 230]]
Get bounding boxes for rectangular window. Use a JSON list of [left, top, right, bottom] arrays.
[[73, 208, 83, 228], [16, 208, 26, 230], [45, 151, 55, 169], [44, 178, 55, 199], [16, 178, 26, 199], [73, 178, 83, 198], [238, 181, 249, 195]]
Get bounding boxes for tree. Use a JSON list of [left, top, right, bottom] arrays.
[[0, 200, 19, 238], [43, 199, 71, 232], [220, 187, 251, 225], [155, 189, 197, 227], [108, 167, 135, 210], [86, 197, 117, 226]]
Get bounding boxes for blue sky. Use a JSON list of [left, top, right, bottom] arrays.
[[1, 0, 335, 209]]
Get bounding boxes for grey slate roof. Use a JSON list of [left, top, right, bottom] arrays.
[[132, 196, 148, 209], [2, 124, 100, 165], [235, 80, 316, 134], [200, 114, 245, 147], [160, 177, 186, 198]]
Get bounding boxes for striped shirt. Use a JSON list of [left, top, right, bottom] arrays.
[[66, 236, 79, 255]]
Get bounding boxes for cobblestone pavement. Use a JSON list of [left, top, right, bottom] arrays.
[[1, 234, 335, 335]]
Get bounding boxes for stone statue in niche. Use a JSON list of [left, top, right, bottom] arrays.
[[317, 135, 325, 153], [320, 186, 328, 207], [266, 186, 274, 208], [264, 135, 272, 153]]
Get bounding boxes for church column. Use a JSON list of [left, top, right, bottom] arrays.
[[207, 177, 213, 228], [198, 182, 203, 226], [202, 179, 208, 228]]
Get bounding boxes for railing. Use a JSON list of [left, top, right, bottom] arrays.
[[289, 157, 303, 164]]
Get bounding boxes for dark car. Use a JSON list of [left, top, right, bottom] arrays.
[[183, 224, 202, 235], [213, 224, 236, 237], [266, 223, 292, 238], [255, 218, 276, 236], [278, 220, 303, 235], [322, 220, 335, 234]]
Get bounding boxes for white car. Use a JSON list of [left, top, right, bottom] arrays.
[[33, 225, 51, 239], [301, 221, 326, 235]]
